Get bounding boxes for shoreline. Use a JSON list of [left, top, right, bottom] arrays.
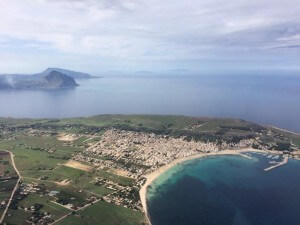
[[139, 148, 276, 225], [264, 125, 300, 136]]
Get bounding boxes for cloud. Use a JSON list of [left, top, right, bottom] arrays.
[[270, 45, 300, 49], [0, 0, 299, 72]]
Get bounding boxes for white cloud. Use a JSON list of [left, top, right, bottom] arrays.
[[0, 0, 299, 72]]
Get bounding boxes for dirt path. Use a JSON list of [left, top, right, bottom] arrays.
[[0, 150, 21, 224], [83, 134, 101, 144]]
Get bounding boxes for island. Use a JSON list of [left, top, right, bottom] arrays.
[[0, 115, 299, 225], [0, 68, 94, 90]]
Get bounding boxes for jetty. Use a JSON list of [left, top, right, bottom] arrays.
[[264, 156, 288, 171]]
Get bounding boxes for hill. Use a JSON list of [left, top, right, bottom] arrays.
[[43, 71, 79, 89], [0, 71, 78, 90]]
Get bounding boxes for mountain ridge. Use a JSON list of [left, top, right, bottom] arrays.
[[0, 67, 94, 79], [0, 69, 79, 90], [38, 68, 93, 79]]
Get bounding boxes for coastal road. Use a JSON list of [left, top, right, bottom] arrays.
[[0, 150, 21, 224]]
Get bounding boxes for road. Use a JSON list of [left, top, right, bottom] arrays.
[[0, 150, 21, 224]]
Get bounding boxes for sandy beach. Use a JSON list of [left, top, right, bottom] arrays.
[[139, 148, 277, 225]]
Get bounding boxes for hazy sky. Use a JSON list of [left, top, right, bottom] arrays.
[[0, 0, 300, 74]]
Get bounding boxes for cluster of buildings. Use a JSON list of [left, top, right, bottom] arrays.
[[3, 183, 56, 224], [5, 182, 101, 224], [80, 129, 221, 175], [91, 176, 146, 211], [103, 185, 143, 211], [221, 139, 255, 149], [93, 177, 123, 191]]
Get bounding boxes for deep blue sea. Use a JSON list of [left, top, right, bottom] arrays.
[[0, 74, 299, 132], [147, 153, 300, 225]]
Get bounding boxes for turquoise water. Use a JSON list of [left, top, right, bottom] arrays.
[[147, 153, 300, 225]]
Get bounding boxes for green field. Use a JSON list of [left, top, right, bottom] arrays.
[[23, 165, 87, 182], [16, 193, 71, 220], [4, 209, 32, 225], [57, 201, 146, 225]]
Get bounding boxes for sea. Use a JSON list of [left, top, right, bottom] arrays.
[[0, 74, 299, 132], [147, 153, 300, 225]]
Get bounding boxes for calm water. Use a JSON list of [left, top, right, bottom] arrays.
[[0, 74, 299, 132], [147, 153, 300, 225]]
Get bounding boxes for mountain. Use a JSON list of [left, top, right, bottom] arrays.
[[38, 68, 93, 79], [43, 71, 79, 89], [0, 71, 78, 90]]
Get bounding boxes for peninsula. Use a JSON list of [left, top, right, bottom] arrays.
[[0, 68, 94, 90], [0, 115, 299, 225]]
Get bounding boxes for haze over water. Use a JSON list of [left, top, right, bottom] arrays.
[[0, 74, 299, 132]]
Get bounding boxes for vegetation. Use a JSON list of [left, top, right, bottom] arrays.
[[56, 201, 146, 225]]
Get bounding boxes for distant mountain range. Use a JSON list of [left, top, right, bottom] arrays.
[[0, 68, 94, 90]]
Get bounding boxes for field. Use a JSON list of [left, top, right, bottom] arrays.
[[56, 201, 146, 225]]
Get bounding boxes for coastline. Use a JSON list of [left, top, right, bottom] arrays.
[[264, 125, 300, 136], [139, 148, 272, 225]]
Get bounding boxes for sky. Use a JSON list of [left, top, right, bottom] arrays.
[[0, 0, 300, 75]]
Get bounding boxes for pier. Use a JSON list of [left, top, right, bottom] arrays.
[[264, 156, 288, 171]]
